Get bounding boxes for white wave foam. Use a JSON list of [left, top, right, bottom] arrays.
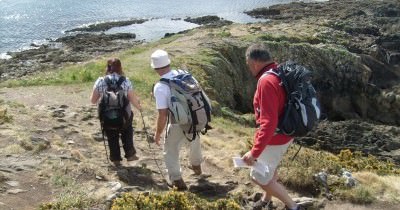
[[0, 53, 12, 60], [2, 13, 28, 20]]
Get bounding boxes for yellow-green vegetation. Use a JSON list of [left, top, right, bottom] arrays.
[[111, 191, 241, 210], [39, 185, 96, 210], [0, 107, 13, 124], [336, 149, 399, 175]]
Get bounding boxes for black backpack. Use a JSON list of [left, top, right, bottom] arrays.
[[268, 61, 321, 137], [98, 76, 130, 131]]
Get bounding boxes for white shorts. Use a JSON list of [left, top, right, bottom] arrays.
[[250, 139, 293, 185]]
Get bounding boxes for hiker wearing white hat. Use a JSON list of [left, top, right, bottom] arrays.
[[150, 49, 171, 69], [151, 49, 203, 191]]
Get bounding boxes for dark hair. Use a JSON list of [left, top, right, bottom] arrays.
[[245, 43, 272, 62], [105, 58, 124, 75]]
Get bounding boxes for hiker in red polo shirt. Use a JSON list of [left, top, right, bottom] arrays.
[[242, 44, 301, 210]]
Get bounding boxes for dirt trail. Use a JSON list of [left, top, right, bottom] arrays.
[[0, 84, 242, 209]]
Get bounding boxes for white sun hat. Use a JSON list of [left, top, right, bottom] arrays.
[[150, 49, 171, 69]]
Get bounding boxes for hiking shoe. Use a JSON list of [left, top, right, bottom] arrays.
[[285, 204, 305, 210], [253, 199, 275, 210], [126, 154, 139, 161], [171, 179, 188, 191], [112, 161, 122, 167], [189, 165, 202, 175]]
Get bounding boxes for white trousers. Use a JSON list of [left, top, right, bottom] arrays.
[[163, 124, 202, 181]]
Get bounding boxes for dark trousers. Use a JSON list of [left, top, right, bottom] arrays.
[[104, 116, 136, 161]]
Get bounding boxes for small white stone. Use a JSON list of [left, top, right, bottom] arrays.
[[7, 189, 28, 194], [5, 181, 19, 187], [66, 140, 75, 145]]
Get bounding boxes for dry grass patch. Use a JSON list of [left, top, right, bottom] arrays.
[[0, 107, 13, 124], [276, 146, 400, 204], [1, 144, 26, 155], [352, 172, 400, 203], [39, 184, 97, 210], [39, 161, 107, 209]]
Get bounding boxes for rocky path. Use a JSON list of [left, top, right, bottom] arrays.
[[0, 84, 244, 209]]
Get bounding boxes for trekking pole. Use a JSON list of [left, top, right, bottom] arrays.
[[139, 109, 168, 184], [291, 142, 302, 161], [101, 128, 111, 165]]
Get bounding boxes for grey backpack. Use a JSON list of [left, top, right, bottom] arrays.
[[160, 70, 212, 141]]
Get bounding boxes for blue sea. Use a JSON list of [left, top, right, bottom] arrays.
[[0, 0, 321, 58]]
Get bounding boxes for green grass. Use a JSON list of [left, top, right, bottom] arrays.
[[0, 61, 105, 88], [0, 44, 161, 100], [258, 33, 324, 45], [51, 174, 75, 187]]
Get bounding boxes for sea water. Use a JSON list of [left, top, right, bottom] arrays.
[[0, 0, 320, 56]]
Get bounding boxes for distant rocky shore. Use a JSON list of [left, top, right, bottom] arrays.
[[0, 15, 230, 80]]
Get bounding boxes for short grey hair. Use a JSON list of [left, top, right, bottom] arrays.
[[245, 43, 272, 62]]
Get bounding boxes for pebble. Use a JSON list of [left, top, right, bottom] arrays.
[[293, 197, 315, 206], [121, 186, 144, 192], [5, 181, 19, 187], [66, 140, 75, 145], [107, 181, 122, 192], [106, 193, 118, 202], [7, 189, 28, 194]]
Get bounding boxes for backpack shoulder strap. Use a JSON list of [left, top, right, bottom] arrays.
[[275, 67, 290, 95], [104, 76, 112, 87], [159, 78, 170, 86], [116, 76, 125, 87], [265, 69, 279, 77]]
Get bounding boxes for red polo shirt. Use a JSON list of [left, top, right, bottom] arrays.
[[251, 62, 293, 158]]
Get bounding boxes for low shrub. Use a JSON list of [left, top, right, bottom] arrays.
[[111, 191, 241, 210]]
